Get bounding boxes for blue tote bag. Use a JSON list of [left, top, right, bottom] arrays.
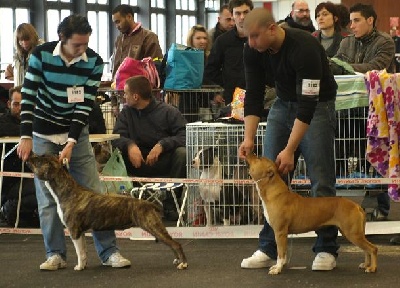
[[164, 43, 204, 90]]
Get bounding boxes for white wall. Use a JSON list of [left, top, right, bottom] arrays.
[[254, 0, 342, 29]]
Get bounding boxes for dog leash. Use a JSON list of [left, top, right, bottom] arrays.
[[2, 143, 19, 160], [62, 158, 70, 170]]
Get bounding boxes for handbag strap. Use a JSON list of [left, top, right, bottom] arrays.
[[142, 57, 160, 88]]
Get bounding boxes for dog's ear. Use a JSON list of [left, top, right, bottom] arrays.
[[43, 156, 63, 180], [266, 169, 275, 180]]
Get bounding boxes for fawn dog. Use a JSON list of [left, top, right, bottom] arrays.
[[245, 154, 377, 275], [27, 153, 188, 271]]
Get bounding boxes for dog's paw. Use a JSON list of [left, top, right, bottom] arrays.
[[74, 259, 87, 271], [359, 262, 376, 273], [74, 264, 86, 271], [268, 265, 282, 275], [177, 262, 188, 270]]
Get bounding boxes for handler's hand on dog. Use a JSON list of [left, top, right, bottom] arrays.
[[17, 138, 33, 161], [276, 150, 295, 175], [238, 140, 254, 159], [146, 143, 163, 166], [128, 144, 144, 168], [59, 142, 74, 163]]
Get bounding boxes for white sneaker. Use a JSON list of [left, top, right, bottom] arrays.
[[241, 250, 273, 269], [39, 254, 67, 271], [102, 252, 131, 268], [312, 252, 336, 271]]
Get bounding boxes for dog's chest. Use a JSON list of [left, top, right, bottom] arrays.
[[45, 181, 67, 226], [255, 183, 269, 223], [199, 167, 222, 202]]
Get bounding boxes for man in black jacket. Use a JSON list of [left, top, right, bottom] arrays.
[[208, 4, 235, 47], [112, 76, 187, 220], [239, 8, 338, 272], [0, 86, 38, 227], [204, 0, 254, 104]]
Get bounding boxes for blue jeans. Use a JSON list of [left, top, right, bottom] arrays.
[[258, 98, 339, 259], [33, 126, 119, 262]]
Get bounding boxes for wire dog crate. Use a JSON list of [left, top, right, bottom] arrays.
[[185, 107, 386, 227], [186, 122, 266, 227], [163, 86, 224, 123]]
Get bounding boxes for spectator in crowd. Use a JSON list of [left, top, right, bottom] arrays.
[[239, 8, 338, 271], [208, 4, 235, 47], [112, 76, 187, 221], [279, 0, 315, 33], [312, 2, 347, 58], [205, 0, 254, 105], [0, 86, 38, 227], [111, 4, 163, 78], [334, 3, 395, 73], [335, 4, 352, 35], [5, 23, 44, 86], [187, 24, 211, 61], [334, 3, 395, 223], [17, 14, 130, 271]]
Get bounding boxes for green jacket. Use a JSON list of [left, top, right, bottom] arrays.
[[334, 29, 396, 73]]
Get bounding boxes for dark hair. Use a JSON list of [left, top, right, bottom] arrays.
[[112, 4, 134, 17], [220, 4, 229, 14], [9, 85, 22, 100], [335, 4, 350, 29], [315, 2, 341, 32], [349, 3, 377, 27], [125, 76, 152, 100], [57, 15, 92, 40], [228, 0, 254, 14]]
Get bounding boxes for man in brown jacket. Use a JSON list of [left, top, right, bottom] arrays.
[[111, 4, 163, 78]]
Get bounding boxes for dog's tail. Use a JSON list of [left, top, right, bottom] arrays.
[[150, 201, 163, 214]]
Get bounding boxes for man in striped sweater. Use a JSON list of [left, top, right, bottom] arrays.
[[17, 15, 130, 271]]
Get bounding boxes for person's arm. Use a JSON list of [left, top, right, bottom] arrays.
[[156, 107, 187, 152], [4, 64, 13, 80], [143, 32, 163, 59], [112, 108, 137, 155], [204, 37, 224, 86], [68, 54, 104, 142], [238, 44, 266, 158]]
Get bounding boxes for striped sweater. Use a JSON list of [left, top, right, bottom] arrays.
[[21, 41, 104, 141]]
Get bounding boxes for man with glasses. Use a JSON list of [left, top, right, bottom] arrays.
[[280, 0, 315, 33]]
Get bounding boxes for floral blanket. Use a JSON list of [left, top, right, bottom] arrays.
[[365, 70, 400, 201]]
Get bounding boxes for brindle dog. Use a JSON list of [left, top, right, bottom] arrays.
[[27, 153, 188, 271]]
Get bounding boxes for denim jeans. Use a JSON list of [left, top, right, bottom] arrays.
[[33, 126, 118, 262], [258, 98, 339, 259]]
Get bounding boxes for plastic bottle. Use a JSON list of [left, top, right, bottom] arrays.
[[119, 185, 129, 196]]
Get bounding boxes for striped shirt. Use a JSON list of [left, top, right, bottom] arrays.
[[20, 41, 104, 141]]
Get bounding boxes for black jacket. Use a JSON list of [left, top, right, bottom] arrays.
[[112, 98, 186, 157], [244, 28, 337, 125], [204, 27, 247, 103]]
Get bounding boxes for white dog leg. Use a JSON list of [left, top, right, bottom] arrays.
[[71, 236, 88, 271], [204, 202, 212, 226], [268, 255, 286, 275]]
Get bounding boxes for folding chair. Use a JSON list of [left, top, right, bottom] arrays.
[[130, 182, 187, 226]]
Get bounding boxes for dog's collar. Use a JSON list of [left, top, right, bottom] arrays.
[[254, 177, 268, 184]]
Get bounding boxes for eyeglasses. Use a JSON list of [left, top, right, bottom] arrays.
[[294, 9, 310, 14]]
